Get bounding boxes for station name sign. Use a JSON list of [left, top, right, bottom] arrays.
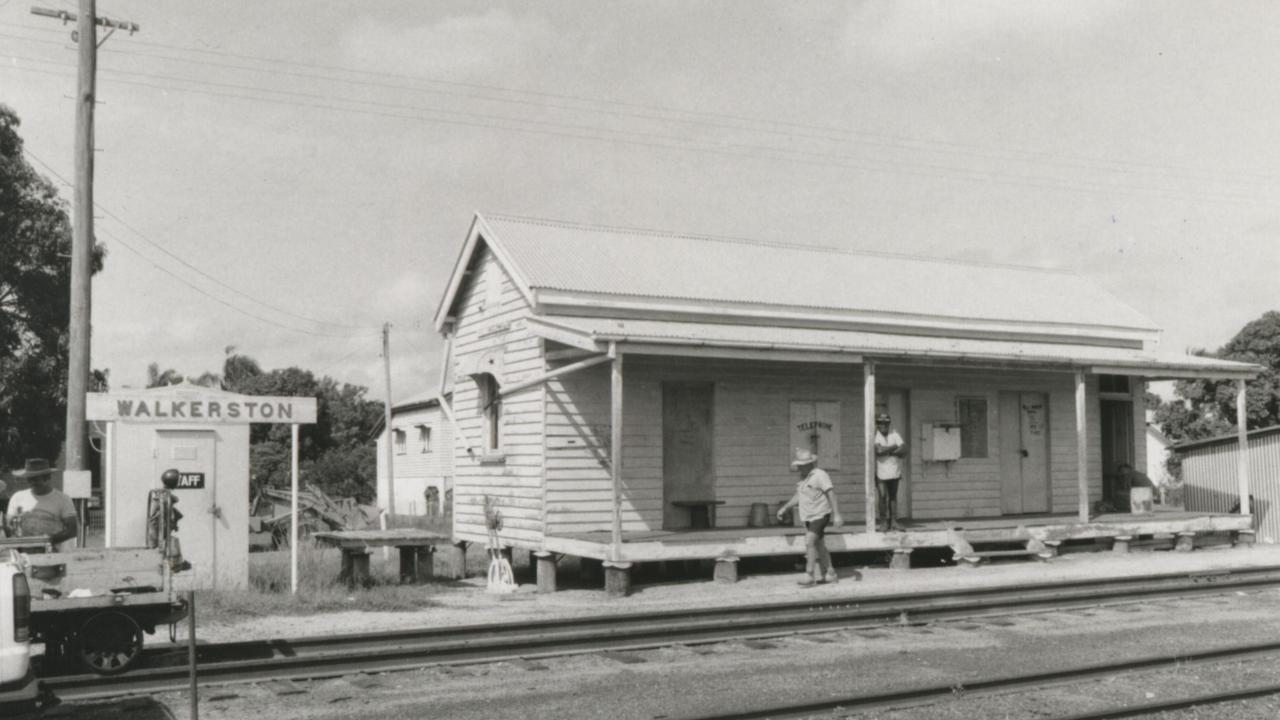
[[87, 391, 317, 425]]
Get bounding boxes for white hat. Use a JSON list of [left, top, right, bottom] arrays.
[[790, 448, 818, 468]]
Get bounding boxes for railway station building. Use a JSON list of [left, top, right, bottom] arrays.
[[431, 213, 1262, 592]]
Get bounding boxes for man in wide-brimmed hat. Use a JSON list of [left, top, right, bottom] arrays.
[[4, 458, 79, 549], [777, 448, 843, 587]]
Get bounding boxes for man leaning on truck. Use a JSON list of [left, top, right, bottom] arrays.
[[3, 459, 79, 550]]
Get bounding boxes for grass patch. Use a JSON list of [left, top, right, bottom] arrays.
[[197, 542, 448, 626]]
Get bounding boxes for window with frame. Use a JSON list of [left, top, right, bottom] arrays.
[[393, 428, 407, 455], [477, 373, 502, 452], [957, 397, 988, 458], [418, 425, 432, 453], [1099, 375, 1132, 394]]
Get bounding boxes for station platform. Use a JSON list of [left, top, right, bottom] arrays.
[[542, 511, 1253, 563]]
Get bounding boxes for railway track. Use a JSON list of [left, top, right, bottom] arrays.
[[686, 640, 1280, 719], [43, 564, 1280, 702]]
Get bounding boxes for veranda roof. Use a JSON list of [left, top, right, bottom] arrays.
[[528, 315, 1260, 380]]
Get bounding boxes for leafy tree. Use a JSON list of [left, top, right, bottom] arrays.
[[0, 104, 105, 469], [1154, 311, 1280, 442]]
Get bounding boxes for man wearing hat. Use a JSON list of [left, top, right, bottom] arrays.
[[777, 448, 843, 587], [4, 458, 79, 550], [874, 413, 906, 531]]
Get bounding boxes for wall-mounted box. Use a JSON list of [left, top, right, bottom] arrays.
[[922, 424, 962, 461]]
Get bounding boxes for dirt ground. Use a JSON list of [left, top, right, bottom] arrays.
[[31, 544, 1280, 720]]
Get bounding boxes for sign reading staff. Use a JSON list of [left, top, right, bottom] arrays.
[[88, 392, 318, 425]]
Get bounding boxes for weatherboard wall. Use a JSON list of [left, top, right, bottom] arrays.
[[448, 245, 547, 548], [376, 404, 454, 517], [542, 356, 1118, 535]]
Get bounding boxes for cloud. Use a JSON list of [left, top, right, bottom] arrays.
[[842, 0, 1120, 65], [339, 9, 551, 78]]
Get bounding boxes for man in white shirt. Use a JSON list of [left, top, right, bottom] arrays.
[[777, 448, 843, 586], [874, 413, 906, 532], [4, 458, 79, 550]]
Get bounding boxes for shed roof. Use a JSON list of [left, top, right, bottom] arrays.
[[476, 214, 1157, 332], [1172, 425, 1280, 452]]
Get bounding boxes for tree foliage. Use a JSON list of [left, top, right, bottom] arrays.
[[0, 104, 105, 469], [146, 352, 383, 502], [1153, 311, 1280, 442]]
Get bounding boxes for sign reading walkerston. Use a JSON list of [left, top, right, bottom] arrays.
[[87, 390, 318, 424]]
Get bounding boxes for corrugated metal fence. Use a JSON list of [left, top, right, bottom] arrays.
[[1180, 427, 1280, 543]]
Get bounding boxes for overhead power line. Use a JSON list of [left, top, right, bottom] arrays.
[[23, 147, 375, 338], [2, 20, 1275, 188], [6, 57, 1267, 208]]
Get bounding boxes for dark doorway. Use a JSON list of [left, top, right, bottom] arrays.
[[662, 382, 715, 529]]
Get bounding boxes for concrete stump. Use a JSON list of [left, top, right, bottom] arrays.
[[603, 560, 633, 598], [1038, 540, 1061, 561], [957, 556, 982, 569], [1175, 532, 1196, 552], [889, 548, 913, 570], [534, 551, 558, 593], [1235, 529, 1257, 547], [1112, 535, 1132, 554], [714, 556, 740, 584]]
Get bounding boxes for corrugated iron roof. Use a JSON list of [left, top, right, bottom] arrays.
[[1172, 425, 1280, 452], [531, 316, 1259, 376], [483, 214, 1157, 331]]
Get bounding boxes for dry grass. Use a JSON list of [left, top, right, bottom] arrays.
[[197, 539, 452, 625]]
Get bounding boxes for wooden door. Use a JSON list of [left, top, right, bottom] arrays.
[[662, 383, 715, 529], [155, 430, 218, 587], [999, 392, 1050, 514]]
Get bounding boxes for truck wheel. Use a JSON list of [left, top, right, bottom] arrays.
[[75, 611, 145, 675]]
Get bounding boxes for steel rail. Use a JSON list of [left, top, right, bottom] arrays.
[[1047, 683, 1280, 719], [685, 641, 1280, 720], [43, 564, 1280, 701]]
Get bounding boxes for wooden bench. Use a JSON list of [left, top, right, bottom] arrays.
[[313, 529, 452, 588]]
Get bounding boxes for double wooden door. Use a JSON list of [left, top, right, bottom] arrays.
[[999, 392, 1050, 514]]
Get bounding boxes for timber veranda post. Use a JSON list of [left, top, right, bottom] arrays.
[[1075, 370, 1088, 522], [610, 343, 623, 561], [1237, 378, 1251, 516], [863, 360, 877, 533]]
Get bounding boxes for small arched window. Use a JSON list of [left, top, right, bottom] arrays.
[[476, 373, 502, 451]]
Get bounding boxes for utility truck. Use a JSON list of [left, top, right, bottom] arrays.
[[0, 551, 37, 711], [2, 470, 189, 676], [17, 540, 188, 675]]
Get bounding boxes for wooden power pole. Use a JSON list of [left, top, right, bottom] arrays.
[[382, 323, 396, 517], [31, 2, 138, 475]]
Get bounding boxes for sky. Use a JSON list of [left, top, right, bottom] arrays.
[[2, 1, 1277, 401]]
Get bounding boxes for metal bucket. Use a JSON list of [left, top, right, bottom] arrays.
[[748, 502, 771, 527]]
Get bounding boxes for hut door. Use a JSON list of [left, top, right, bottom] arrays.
[[155, 429, 218, 588], [662, 383, 715, 529], [999, 393, 1050, 514]]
